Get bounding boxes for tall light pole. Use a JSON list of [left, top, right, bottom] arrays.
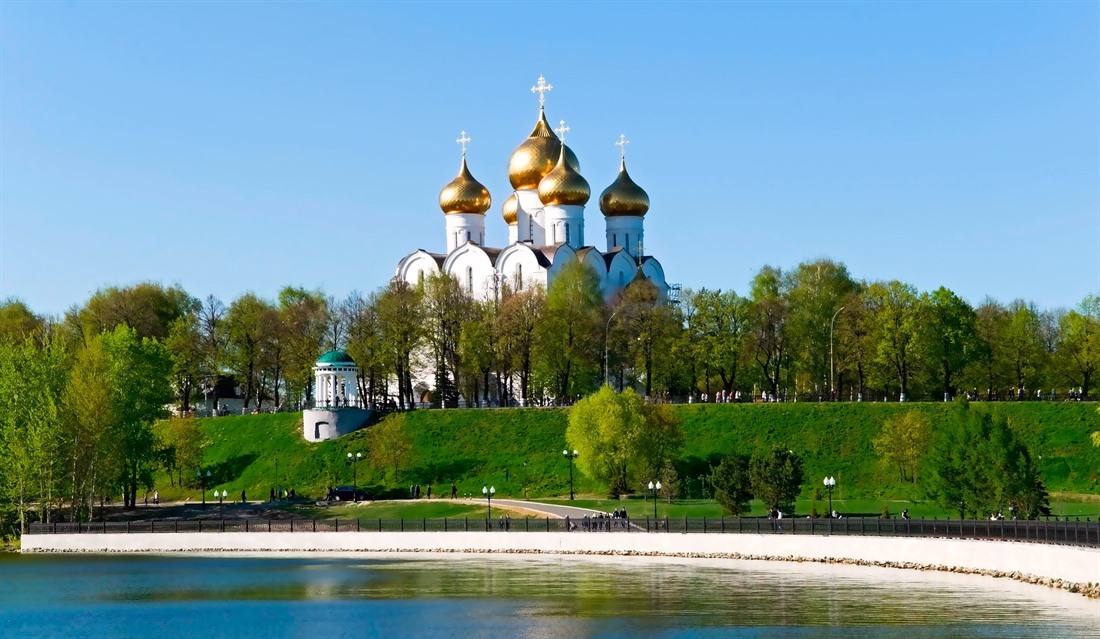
[[218, 489, 227, 518], [563, 449, 579, 500], [197, 470, 211, 509], [482, 485, 495, 519], [648, 480, 662, 522], [823, 476, 836, 517], [347, 452, 363, 501], [829, 306, 845, 401], [604, 311, 618, 387]]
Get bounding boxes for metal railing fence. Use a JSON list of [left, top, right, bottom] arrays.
[[27, 516, 1099, 548]]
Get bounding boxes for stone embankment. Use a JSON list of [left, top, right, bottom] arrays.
[[23, 531, 1100, 599]]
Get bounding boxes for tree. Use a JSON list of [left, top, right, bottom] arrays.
[[278, 287, 329, 406], [164, 298, 203, 413], [691, 288, 750, 397], [1055, 294, 1099, 400], [0, 299, 45, 344], [784, 259, 856, 400], [70, 282, 193, 342], [161, 416, 206, 487], [637, 402, 684, 481], [866, 281, 925, 401], [1003, 301, 1044, 396], [749, 448, 804, 514], [923, 398, 1048, 518], [711, 452, 753, 515], [922, 287, 980, 401], [565, 386, 647, 495], [496, 287, 544, 405], [537, 261, 603, 402], [100, 326, 174, 508], [343, 290, 391, 407], [749, 266, 790, 400], [369, 413, 413, 484], [615, 277, 682, 398], [59, 334, 115, 521], [376, 281, 424, 410], [872, 411, 931, 483], [225, 293, 277, 409], [423, 273, 472, 408]]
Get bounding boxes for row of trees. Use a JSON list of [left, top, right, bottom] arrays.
[[0, 327, 174, 536], [2, 258, 1095, 409]]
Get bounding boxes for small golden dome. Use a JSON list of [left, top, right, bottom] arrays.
[[599, 158, 650, 217], [538, 145, 590, 206], [508, 109, 580, 190], [439, 156, 491, 215], [502, 193, 519, 225]]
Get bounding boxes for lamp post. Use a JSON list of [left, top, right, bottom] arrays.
[[829, 306, 845, 401], [218, 489, 227, 518], [563, 449, 579, 500], [197, 470, 211, 509], [604, 311, 618, 387], [347, 452, 363, 501], [482, 485, 495, 519], [648, 481, 662, 522], [823, 476, 836, 517]]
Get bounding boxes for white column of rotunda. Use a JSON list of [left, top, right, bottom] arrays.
[[439, 131, 491, 252], [313, 350, 361, 408], [599, 134, 651, 257]]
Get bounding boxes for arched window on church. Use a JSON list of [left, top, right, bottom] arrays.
[[625, 234, 630, 253], [466, 231, 471, 242], [613, 233, 617, 247], [565, 223, 570, 245], [466, 267, 473, 293], [516, 264, 523, 290]]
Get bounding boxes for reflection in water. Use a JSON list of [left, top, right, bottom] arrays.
[[0, 553, 1096, 639]]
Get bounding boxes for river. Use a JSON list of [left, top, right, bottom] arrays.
[[1, 553, 1097, 638]]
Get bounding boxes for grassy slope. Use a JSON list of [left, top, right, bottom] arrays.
[[157, 402, 1099, 512]]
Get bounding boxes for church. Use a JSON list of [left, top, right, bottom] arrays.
[[395, 76, 669, 302]]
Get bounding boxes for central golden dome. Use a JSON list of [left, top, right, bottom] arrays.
[[538, 146, 590, 206], [599, 159, 650, 217], [508, 109, 580, 190], [439, 156, 491, 215]]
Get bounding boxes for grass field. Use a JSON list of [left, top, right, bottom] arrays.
[[152, 401, 1100, 519]]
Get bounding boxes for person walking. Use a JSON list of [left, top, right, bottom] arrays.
[[451, 483, 457, 499], [153, 490, 159, 506]]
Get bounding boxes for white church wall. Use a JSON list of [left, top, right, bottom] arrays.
[[395, 251, 442, 289], [496, 244, 546, 293], [606, 251, 640, 298], [605, 216, 644, 255], [543, 204, 585, 248], [443, 244, 496, 302], [444, 213, 487, 253]]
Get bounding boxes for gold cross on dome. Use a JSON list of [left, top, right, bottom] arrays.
[[555, 120, 570, 143], [456, 130, 471, 155], [531, 75, 553, 108], [616, 134, 630, 160]]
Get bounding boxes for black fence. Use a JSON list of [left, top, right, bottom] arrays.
[[27, 516, 1100, 548]]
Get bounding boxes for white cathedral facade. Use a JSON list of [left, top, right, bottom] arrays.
[[395, 76, 669, 303]]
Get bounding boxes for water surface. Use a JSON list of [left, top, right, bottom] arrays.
[[1, 553, 1096, 638]]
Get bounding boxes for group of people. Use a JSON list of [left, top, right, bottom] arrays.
[[694, 390, 743, 404], [269, 487, 296, 501], [566, 509, 631, 532], [409, 484, 428, 499]]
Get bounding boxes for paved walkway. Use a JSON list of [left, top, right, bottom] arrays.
[[463, 499, 607, 519]]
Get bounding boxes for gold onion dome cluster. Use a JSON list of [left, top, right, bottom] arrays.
[[502, 193, 519, 225], [508, 109, 580, 190], [438, 156, 491, 215], [599, 159, 650, 217], [538, 146, 591, 206]]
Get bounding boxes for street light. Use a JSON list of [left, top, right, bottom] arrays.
[[648, 480, 662, 521], [823, 476, 836, 517], [563, 449, 579, 500], [197, 470, 211, 509], [218, 489, 227, 518], [347, 452, 363, 501], [604, 311, 618, 387], [482, 485, 495, 519], [829, 306, 845, 401]]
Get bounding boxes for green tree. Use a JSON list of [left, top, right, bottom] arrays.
[[423, 273, 472, 408], [784, 259, 856, 400], [711, 452, 753, 515], [161, 416, 206, 487], [637, 402, 684, 482], [377, 281, 424, 410], [278, 287, 329, 405], [0, 299, 45, 345], [164, 298, 203, 413], [749, 447, 804, 514], [615, 277, 682, 398], [749, 266, 790, 400], [872, 411, 931, 483], [537, 261, 603, 402], [100, 326, 174, 508], [686, 288, 750, 397], [923, 287, 980, 400], [566, 386, 647, 495], [225, 293, 277, 409], [1003, 300, 1044, 395], [495, 287, 544, 405], [866, 281, 926, 401], [69, 282, 192, 343], [1055, 294, 1098, 400], [343, 290, 391, 407], [59, 334, 116, 521], [369, 413, 413, 484]]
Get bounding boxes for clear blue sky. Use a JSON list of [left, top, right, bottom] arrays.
[[2, 2, 1097, 316]]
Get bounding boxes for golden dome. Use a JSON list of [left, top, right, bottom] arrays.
[[599, 158, 650, 217], [538, 145, 590, 206], [508, 109, 580, 190], [439, 155, 491, 215], [502, 193, 519, 225]]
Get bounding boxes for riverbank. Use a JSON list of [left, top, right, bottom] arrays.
[[22, 531, 1100, 599]]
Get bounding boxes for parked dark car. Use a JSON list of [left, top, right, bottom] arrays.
[[330, 486, 372, 502]]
